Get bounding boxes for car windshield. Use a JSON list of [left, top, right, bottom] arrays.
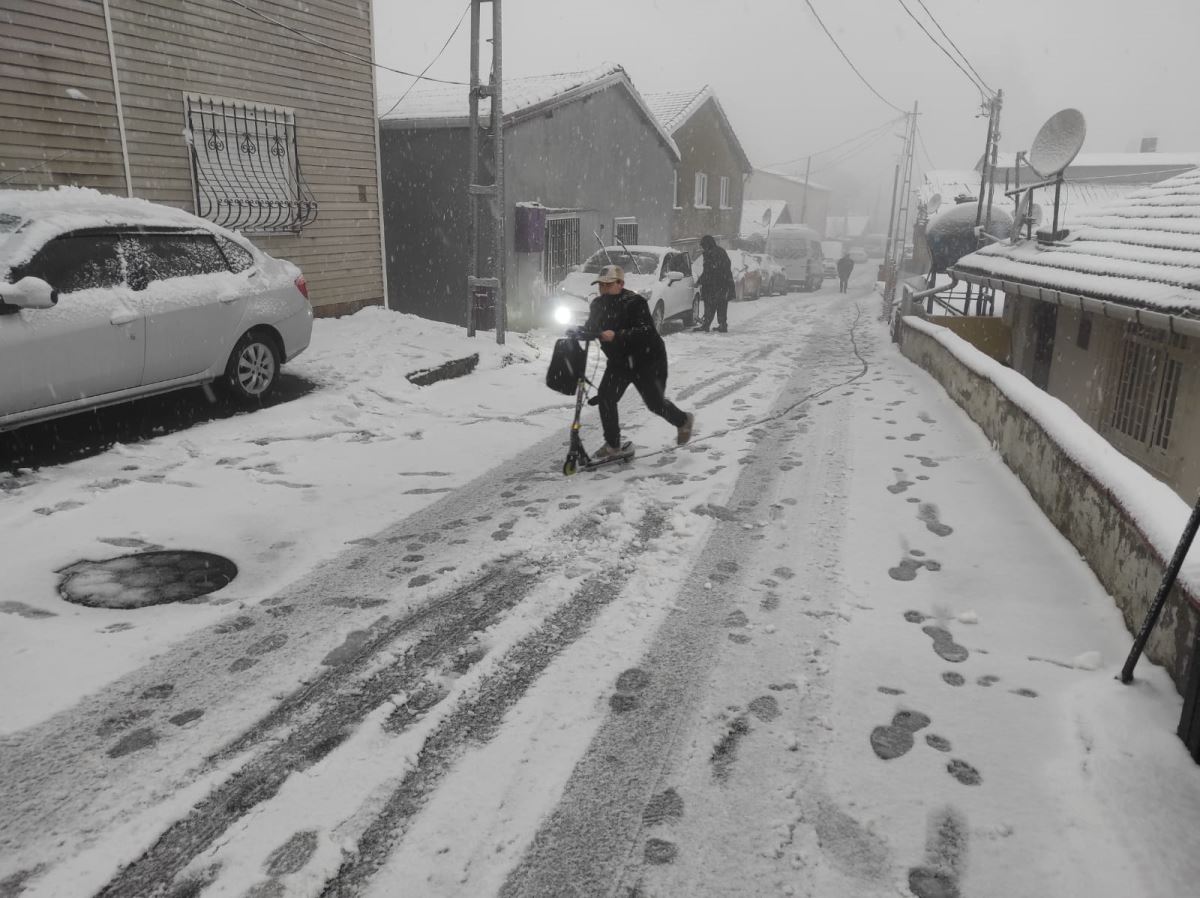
[[581, 250, 660, 275]]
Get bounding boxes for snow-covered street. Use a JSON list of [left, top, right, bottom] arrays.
[[2, 274, 1198, 898]]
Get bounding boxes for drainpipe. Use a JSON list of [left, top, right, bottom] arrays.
[[100, 0, 133, 196]]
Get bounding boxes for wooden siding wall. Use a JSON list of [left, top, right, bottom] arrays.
[[0, 0, 383, 317]]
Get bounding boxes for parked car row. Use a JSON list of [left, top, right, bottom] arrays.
[[547, 243, 802, 333], [0, 188, 313, 434]]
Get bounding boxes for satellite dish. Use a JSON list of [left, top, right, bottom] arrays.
[[927, 192, 943, 215], [1028, 108, 1087, 178]]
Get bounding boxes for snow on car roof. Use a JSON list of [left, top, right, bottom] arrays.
[[954, 168, 1200, 314], [0, 187, 233, 281]]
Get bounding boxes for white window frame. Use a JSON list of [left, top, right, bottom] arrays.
[[719, 175, 731, 209], [694, 172, 709, 209], [672, 170, 682, 209]]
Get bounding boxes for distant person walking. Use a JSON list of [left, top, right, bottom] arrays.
[[836, 251, 855, 293], [694, 235, 735, 333]]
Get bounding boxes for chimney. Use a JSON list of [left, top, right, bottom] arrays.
[[1140, 136, 1158, 153]]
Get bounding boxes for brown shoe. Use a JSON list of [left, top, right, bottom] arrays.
[[676, 412, 695, 445]]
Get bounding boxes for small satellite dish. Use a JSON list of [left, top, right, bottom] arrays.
[[927, 192, 943, 215], [1028, 108, 1087, 178]]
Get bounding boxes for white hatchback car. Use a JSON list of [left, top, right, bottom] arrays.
[[0, 188, 313, 433], [548, 245, 696, 332]]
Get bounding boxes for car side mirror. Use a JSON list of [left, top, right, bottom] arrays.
[[0, 276, 58, 309], [665, 271, 684, 283]]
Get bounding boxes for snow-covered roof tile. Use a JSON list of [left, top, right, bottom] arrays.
[[379, 63, 624, 122], [987, 151, 1200, 172], [642, 87, 710, 133], [379, 63, 680, 160], [954, 169, 1200, 314]]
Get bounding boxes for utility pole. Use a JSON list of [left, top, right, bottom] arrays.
[[799, 155, 811, 225], [466, 0, 505, 343], [975, 90, 1002, 232], [883, 101, 918, 313]]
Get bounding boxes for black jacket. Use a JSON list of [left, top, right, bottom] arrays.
[[585, 288, 667, 373], [836, 256, 855, 278], [697, 245, 735, 301]]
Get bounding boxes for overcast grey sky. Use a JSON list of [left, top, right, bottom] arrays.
[[373, 0, 1200, 216]]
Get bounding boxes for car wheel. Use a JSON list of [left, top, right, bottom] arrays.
[[652, 301, 665, 333], [223, 329, 280, 402]]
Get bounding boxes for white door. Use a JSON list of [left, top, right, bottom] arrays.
[[0, 234, 146, 419], [123, 233, 249, 384]]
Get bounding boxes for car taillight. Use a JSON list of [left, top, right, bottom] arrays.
[[294, 275, 309, 299]]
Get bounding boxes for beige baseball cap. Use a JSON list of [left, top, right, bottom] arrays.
[[591, 264, 625, 284]]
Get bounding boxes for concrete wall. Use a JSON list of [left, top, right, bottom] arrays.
[[897, 317, 1200, 693], [504, 84, 675, 328], [745, 170, 830, 237], [381, 83, 674, 330], [379, 127, 471, 325], [668, 98, 745, 247]]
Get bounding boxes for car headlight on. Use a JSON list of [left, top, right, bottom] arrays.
[[553, 305, 573, 325]]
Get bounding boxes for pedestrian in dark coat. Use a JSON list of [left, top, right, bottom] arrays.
[[584, 265, 694, 459], [836, 252, 855, 293], [694, 235, 735, 332]]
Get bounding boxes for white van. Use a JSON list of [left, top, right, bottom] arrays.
[[766, 225, 824, 291]]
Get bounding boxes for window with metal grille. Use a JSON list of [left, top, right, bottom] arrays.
[[185, 94, 318, 233], [614, 218, 638, 245], [544, 216, 580, 287], [1109, 324, 1187, 451]]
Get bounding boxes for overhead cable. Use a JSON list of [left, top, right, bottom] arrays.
[[802, 0, 907, 114], [915, 0, 994, 95], [381, 2, 473, 118], [764, 115, 907, 169], [223, 0, 469, 86], [895, 0, 992, 98]]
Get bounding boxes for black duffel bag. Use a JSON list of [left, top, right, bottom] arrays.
[[545, 337, 588, 394]]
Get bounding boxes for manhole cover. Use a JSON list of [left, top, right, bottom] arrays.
[[58, 551, 238, 609]]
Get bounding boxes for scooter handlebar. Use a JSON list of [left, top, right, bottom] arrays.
[[565, 328, 600, 341]]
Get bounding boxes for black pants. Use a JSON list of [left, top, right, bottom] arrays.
[[597, 363, 686, 449], [700, 294, 728, 331], [839, 276, 849, 292]]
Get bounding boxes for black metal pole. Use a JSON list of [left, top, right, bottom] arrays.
[[1120, 494, 1200, 683]]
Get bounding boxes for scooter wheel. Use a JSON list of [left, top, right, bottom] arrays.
[[563, 457, 577, 476]]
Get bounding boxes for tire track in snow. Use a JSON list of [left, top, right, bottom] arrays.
[[316, 506, 669, 897]]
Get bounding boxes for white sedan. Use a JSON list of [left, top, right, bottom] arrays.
[[547, 246, 697, 332], [0, 188, 313, 433]]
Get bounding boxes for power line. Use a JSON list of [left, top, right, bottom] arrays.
[[380, 2, 473, 119], [223, 0, 469, 86], [802, 0, 906, 114], [895, 0, 992, 98], [915, 0, 994, 95], [764, 115, 906, 169], [808, 125, 900, 176]]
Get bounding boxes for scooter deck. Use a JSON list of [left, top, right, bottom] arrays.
[[563, 441, 634, 475]]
